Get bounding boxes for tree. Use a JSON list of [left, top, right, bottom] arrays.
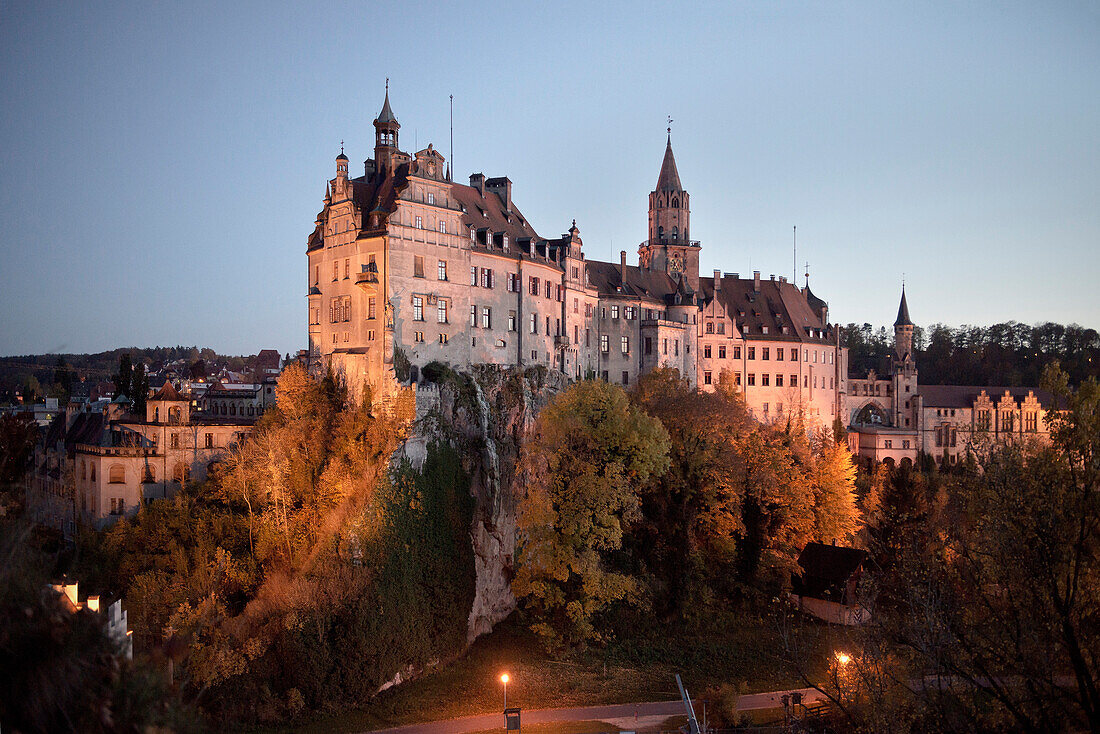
[[513, 380, 670, 650], [0, 413, 37, 483], [808, 431, 860, 545], [113, 353, 133, 399], [130, 363, 149, 415]]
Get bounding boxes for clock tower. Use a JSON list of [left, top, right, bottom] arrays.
[[640, 130, 700, 292]]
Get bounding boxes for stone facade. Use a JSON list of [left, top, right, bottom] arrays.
[[846, 290, 1055, 467], [308, 91, 849, 427]]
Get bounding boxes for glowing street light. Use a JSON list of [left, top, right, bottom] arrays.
[[835, 651, 851, 666], [500, 672, 510, 710]]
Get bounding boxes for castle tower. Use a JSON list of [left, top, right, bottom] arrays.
[[373, 83, 400, 177], [892, 287, 918, 428], [894, 287, 913, 361], [640, 131, 699, 291]]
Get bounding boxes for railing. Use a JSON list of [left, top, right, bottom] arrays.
[[638, 239, 701, 248]]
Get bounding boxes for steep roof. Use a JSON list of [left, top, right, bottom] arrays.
[[895, 288, 913, 327], [585, 261, 679, 303], [697, 275, 832, 343], [149, 381, 185, 402], [918, 385, 1056, 409], [798, 542, 866, 584], [375, 89, 398, 126], [655, 136, 683, 192]]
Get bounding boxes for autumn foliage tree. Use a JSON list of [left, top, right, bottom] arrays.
[[513, 379, 670, 650]]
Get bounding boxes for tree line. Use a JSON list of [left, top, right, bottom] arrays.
[[845, 320, 1100, 387]]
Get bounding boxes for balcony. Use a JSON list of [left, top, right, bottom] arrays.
[[638, 239, 701, 248], [554, 335, 571, 349]]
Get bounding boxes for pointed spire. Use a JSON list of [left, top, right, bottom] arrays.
[[376, 78, 398, 126], [894, 286, 913, 327], [656, 134, 682, 192]]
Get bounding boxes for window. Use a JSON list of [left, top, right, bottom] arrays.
[[413, 296, 424, 321], [622, 371, 630, 385], [427, 192, 435, 205], [611, 305, 619, 319], [530, 314, 538, 334], [791, 348, 798, 361], [885, 440, 893, 449], [777, 349, 784, 361], [413, 256, 424, 278], [675, 340, 679, 356], [762, 374, 770, 387], [748, 347, 755, 360], [763, 402, 769, 413], [574, 298, 579, 314], [776, 374, 784, 387], [368, 297, 376, 319], [471, 266, 478, 286], [415, 215, 423, 229], [439, 333, 448, 345], [621, 336, 630, 354], [902, 440, 911, 450], [571, 266, 579, 279], [344, 259, 350, 279], [1025, 412, 1038, 432], [625, 306, 635, 320], [438, 260, 448, 280], [663, 339, 668, 355], [706, 321, 714, 334], [734, 346, 742, 359], [978, 410, 991, 431], [170, 433, 180, 448], [332, 261, 339, 281], [437, 300, 448, 323], [529, 276, 540, 295], [414, 331, 425, 342], [368, 329, 376, 341], [704, 371, 712, 385], [508, 310, 517, 331], [481, 307, 492, 329], [704, 345, 712, 359], [205, 433, 214, 448], [748, 373, 756, 386], [718, 345, 726, 359], [438, 220, 447, 234], [545, 316, 551, 335], [508, 273, 519, 292], [471, 305, 478, 327], [545, 281, 552, 299], [601, 335, 610, 353], [762, 348, 770, 360], [791, 374, 797, 387], [108, 465, 125, 484]]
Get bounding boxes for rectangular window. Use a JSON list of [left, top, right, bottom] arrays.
[[414, 331, 424, 343], [332, 261, 338, 281], [663, 339, 668, 355], [748, 373, 756, 386], [674, 340, 679, 356], [704, 345, 712, 359], [530, 276, 540, 295], [471, 266, 478, 286], [368, 329, 376, 341], [762, 374, 770, 387], [611, 305, 619, 319], [530, 313, 538, 333], [585, 329, 591, 347], [622, 371, 629, 385], [344, 258, 350, 279], [716, 322, 725, 335], [885, 440, 893, 449], [706, 321, 714, 334], [438, 220, 447, 234], [734, 346, 742, 359], [471, 304, 478, 327], [621, 336, 630, 354], [415, 215, 423, 229], [776, 374, 784, 387], [368, 297, 376, 320], [573, 298, 579, 314], [170, 433, 180, 448], [777, 349, 784, 361], [735, 372, 742, 386], [704, 371, 712, 385], [438, 260, 448, 280], [481, 306, 492, 329], [718, 345, 726, 359], [439, 333, 448, 345], [748, 347, 755, 360], [545, 281, 552, 299], [413, 256, 424, 278], [413, 296, 424, 321], [437, 300, 448, 323], [427, 192, 434, 204], [804, 375, 808, 388], [762, 348, 770, 360], [545, 315, 551, 335], [791, 348, 798, 361], [508, 310, 517, 332], [791, 374, 797, 387], [601, 335, 610, 353], [205, 433, 214, 448]]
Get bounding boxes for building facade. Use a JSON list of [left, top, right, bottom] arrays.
[[307, 91, 848, 426], [846, 290, 1055, 466]]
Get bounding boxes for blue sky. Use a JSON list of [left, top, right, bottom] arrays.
[[1, 1, 1097, 356]]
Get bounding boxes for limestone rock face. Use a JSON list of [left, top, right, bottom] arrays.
[[407, 365, 565, 643]]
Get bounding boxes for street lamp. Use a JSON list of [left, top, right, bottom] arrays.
[[835, 651, 851, 666], [500, 672, 510, 710]]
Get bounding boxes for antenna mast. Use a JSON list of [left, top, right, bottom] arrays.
[[449, 94, 454, 181], [793, 225, 797, 283]]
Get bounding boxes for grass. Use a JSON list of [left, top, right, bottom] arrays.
[[277, 611, 833, 734]]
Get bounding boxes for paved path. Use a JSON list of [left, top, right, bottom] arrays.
[[362, 687, 825, 733]]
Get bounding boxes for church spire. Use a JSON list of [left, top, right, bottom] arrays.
[[894, 286, 913, 327], [656, 135, 683, 192]]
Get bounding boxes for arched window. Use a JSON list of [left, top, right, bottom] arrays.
[[671, 226, 678, 240], [153, 407, 159, 421], [230, 404, 236, 416], [173, 463, 189, 483], [168, 406, 182, 424], [108, 465, 125, 484], [90, 465, 96, 482], [671, 197, 679, 208]]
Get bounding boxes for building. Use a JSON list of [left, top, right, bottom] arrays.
[[307, 89, 848, 425], [51, 580, 132, 660], [846, 289, 1056, 467], [29, 381, 258, 535]]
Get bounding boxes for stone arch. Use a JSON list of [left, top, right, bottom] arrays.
[[854, 401, 889, 426]]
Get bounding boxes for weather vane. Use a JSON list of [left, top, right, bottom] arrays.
[[667, 115, 673, 135], [340, 140, 344, 155]]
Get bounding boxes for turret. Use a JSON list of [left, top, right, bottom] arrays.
[[373, 83, 400, 177], [640, 128, 700, 291], [894, 287, 914, 361]]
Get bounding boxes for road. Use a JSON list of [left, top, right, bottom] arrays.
[[361, 687, 825, 734]]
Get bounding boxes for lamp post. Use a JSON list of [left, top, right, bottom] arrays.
[[500, 672, 510, 710]]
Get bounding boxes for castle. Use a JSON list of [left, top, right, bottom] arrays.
[[307, 89, 848, 426]]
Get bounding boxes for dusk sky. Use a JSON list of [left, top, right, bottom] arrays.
[[1, 1, 1097, 357]]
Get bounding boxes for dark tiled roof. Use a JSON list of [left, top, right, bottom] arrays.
[[450, 181, 542, 245], [585, 261, 679, 303], [797, 542, 866, 584], [150, 381, 185, 402], [375, 90, 398, 126], [919, 385, 1056, 409], [656, 137, 683, 192], [895, 288, 913, 327], [698, 276, 831, 343]]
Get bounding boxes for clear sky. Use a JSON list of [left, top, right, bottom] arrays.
[[1, 1, 1097, 356]]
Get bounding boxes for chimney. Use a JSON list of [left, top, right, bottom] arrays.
[[753, 270, 761, 291], [620, 250, 627, 282], [469, 173, 485, 195], [486, 177, 512, 211], [714, 269, 721, 291]]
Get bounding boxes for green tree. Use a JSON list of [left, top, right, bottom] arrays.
[[113, 353, 133, 399], [513, 380, 670, 650], [808, 431, 860, 545]]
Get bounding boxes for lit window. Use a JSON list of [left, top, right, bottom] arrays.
[[481, 307, 492, 329], [437, 300, 448, 323], [438, 260, 448, 280], [413, 296, 424, 321], [601, 335, 609, 353], [621, 336, 629, 354], [415, 215, 423, 229]]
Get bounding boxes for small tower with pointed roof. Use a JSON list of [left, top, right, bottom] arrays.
[[894, 286, 914, 362], [373, 81, 400, 177], [640, 127, 700, 291], [891, 286, 918, 428]]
